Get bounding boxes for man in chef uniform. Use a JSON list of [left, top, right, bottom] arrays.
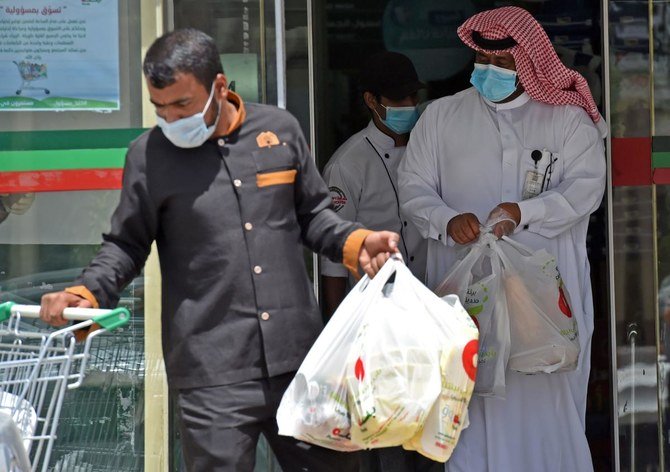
[[398, 7, 607, 471], [321, 51, 427, 321]]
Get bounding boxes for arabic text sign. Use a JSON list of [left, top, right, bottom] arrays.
[[0, 0, 120, 111]]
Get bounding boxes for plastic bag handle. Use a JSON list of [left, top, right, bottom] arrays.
[[490, 239, 515, 273], [355, 254, 403, 296], [434, 233, 497, 296]]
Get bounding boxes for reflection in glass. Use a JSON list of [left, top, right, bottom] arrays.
[[0, 0, 147, 467], [657, 186, 670, 470], [608, 0, 660, 469], [0, 220, 146, 470], [609, 0, 651, 138], [651, 0, 670, 470], [613, 185, 658, 472], [174, 0, 270, 104]]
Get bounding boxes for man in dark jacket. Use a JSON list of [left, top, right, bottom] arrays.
[[40, 28, 398, 472]]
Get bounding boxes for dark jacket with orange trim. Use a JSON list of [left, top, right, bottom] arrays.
[[66, 93, 370, 389]]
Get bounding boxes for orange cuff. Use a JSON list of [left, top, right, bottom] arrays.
[[65, 285, 100, 309], [343, 229, 373, 277], [74, 323, 101, 343]]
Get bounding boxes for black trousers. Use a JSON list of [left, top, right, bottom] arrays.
[[176, 372, 361, 472], [371, 448, 442, 472]]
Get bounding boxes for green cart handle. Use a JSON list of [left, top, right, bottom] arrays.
[[0, 302, 131, 331]]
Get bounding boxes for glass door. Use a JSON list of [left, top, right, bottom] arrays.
[[652, 2, 670, 467], [607, 0, 670, 470], [0, 0, 153, 470]]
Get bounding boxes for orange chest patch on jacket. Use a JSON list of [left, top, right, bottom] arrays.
[[256, 131, 280, 148]]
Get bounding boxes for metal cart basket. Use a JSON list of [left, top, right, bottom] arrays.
[[0, 302, 130, 472], [12, 61, 50, 96]]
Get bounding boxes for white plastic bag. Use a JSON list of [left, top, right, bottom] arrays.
[[345, 258, 439, 448], [495, 237, 580, 373], [276, 260, 382, 451], [434, 233, 510, 397], [401, 295, 478, 462], [345, 257, 478, 458], [278, 255, 478, 462]]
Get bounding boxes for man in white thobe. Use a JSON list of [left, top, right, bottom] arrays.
[[398, 7, 606, 472]]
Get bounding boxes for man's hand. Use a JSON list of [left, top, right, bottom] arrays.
[[40, 291, 92, 326], [486, 202, 521, 238], [447, 213, 481, 244], [358, 231, 399, 278]]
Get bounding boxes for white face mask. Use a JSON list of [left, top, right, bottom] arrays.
[[156, 82, 220, 148]]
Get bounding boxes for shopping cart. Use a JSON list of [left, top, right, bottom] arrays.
[[0, 302, 130, 472], [12, 61, 50, 96]]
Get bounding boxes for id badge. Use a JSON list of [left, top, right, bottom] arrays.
[[522, 170, 543, 200]]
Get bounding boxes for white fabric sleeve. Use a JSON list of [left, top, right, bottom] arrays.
[[518, 109, 606, 238], [320, 159, 360, 277], [398, 106, 459, 246]]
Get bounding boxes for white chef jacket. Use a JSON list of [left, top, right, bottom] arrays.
[[398, 89, 606, 472], [321, 121, 427, 283]]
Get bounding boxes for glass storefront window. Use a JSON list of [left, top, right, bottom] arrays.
[[0, 0, 150, 469], [609, 0, 668, 469], [653, 1, 670, 470]]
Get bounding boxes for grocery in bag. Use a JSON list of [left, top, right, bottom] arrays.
[[402, 295, 479, 462], [276, 262, 373, 452], [277, 256, 478, 462], [346, 258, 479, 459], [434, 233, 509, 398], [496, 236, 580, 373], [346, 259, 478, 454]]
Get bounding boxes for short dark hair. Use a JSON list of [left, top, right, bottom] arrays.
[[143, 28, 224, 89]]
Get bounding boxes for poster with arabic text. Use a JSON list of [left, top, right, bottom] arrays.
[[0, 0, 119, 111]]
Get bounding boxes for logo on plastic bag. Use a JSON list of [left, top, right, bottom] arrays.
[[558, 284, 572, 318], [462, 340, 478, 381], [354, 357, 365, 380]]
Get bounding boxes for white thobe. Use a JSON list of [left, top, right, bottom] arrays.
[[321, 121, 427, 283], [398, 89, 606, 472]]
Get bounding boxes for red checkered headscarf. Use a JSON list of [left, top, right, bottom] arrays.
[[458, 6, 602, 127]]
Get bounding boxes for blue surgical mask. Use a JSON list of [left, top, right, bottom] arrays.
[[375, 104, 419, 135], [156, 82, 220, 148], [470, 63, 518, 102]]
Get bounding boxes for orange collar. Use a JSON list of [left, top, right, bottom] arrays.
[[224, 91, 246, 135]]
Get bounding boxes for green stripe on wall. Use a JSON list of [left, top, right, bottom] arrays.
[[652, 152, 670, 169], [0, 148, 127, 172], [0, 128, 146, 151]]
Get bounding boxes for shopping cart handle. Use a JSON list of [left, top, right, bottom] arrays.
[[92, 308, 131, 331], [0, 301, 16, 322], [0, 302, 131, 331]]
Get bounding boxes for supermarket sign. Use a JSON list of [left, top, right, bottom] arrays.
[[0, 0, 119, 111]]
